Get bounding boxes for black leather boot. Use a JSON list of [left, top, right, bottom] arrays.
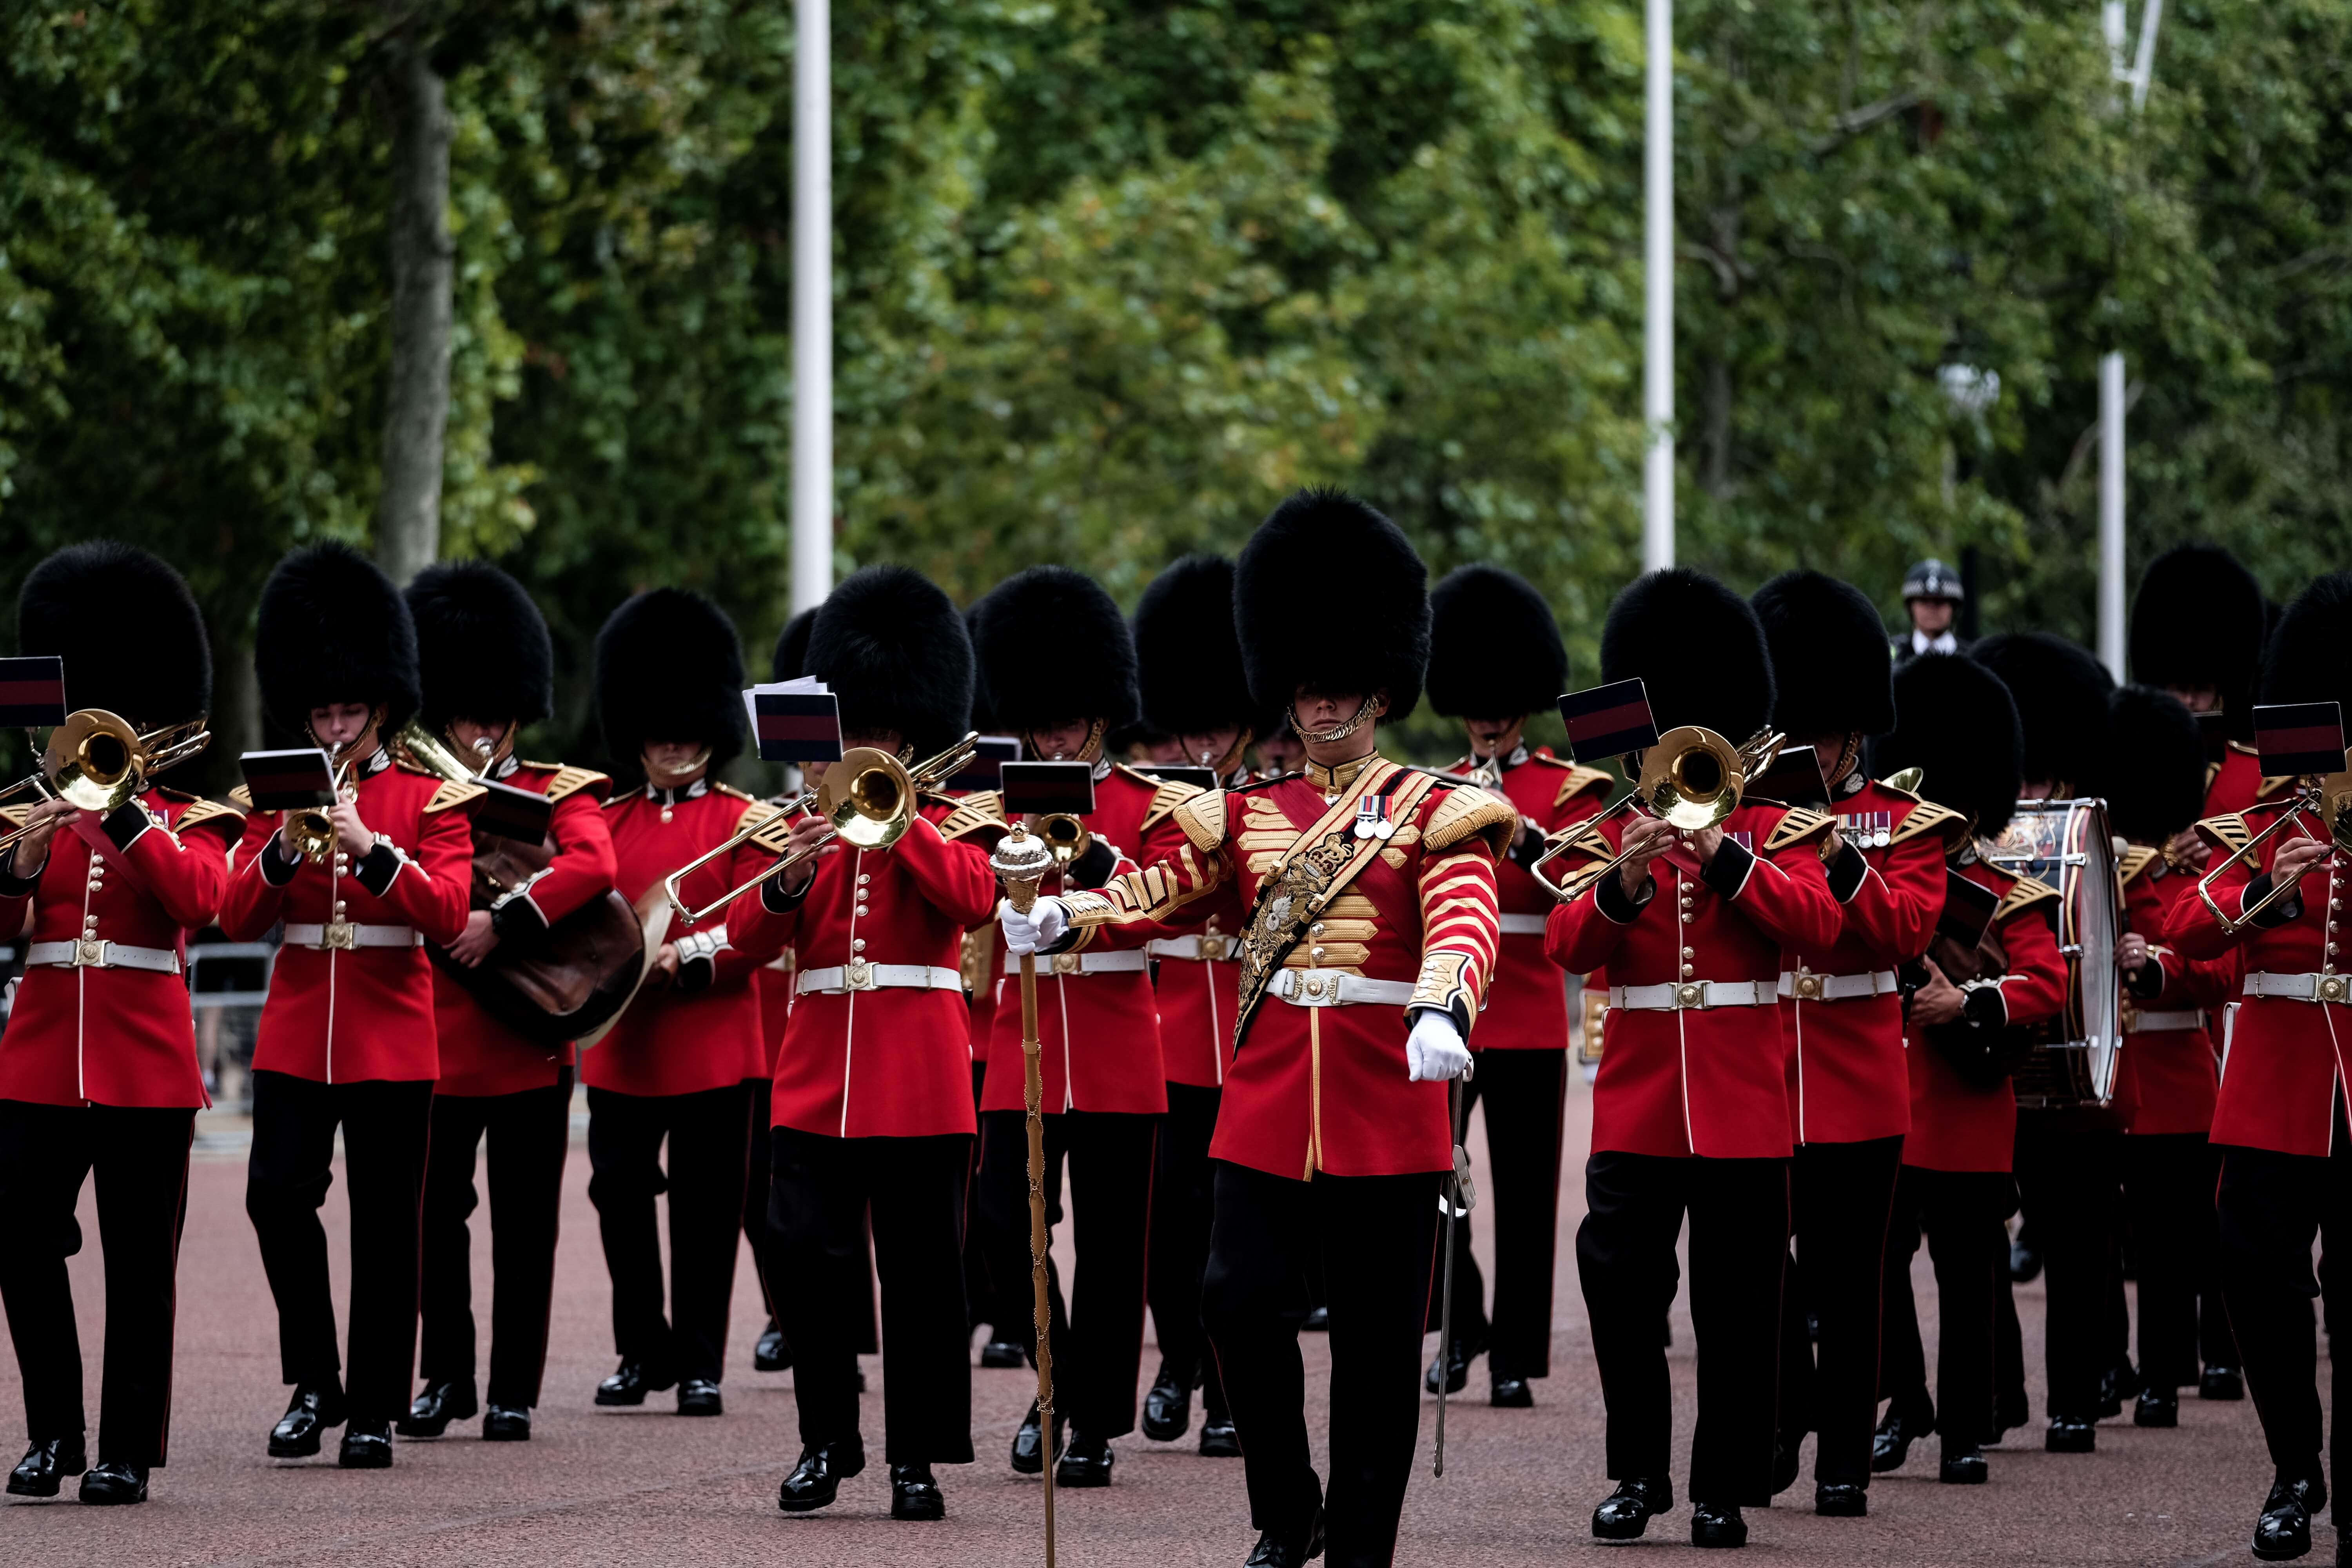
[[337, 1423, 394, 1469], [1489, 1354, 1534, 1408], [1423, 1326, 1485, 1396], [1056, 1430, 1114, 1487], [980, 1338, 1027, 1368], [677, 1379, 723, 1416], [1142, 1360, 1193, 1441], [1815, 1482, 1866, 1517], [594, 1359, 676, 1408], [1200, 1415, 1241, 1457], [1940, 1445, 1989, 1484], [1592, 1477, 1672, 1540], [77, 1461, 148, 1504], [754, 1319, 791, 1373], [889, 1462, 945, 1521], [777, 1438, 866, 1513], [2254, 1472, 2327, 1561], [268, 1385, 347, 1458], [395, 1378, 477, 1437], [1770, 1432, 1802, 1495], [2045, 1416, 2096, 1454], [7, 1436, 87, 1497], [483, 1405, 532, 1441], [2135, 1388, 2179, 1427], [1690, 1501, 1748, 1548], [1870, 1399, 1933, 1473], [1243, 1507, 1325, 1566], [1009, 1401, 1064, 1475], [2203, 1365, 2246, 1400]]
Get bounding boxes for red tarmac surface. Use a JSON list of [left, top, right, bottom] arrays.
[[0, 1080, 2292, 1565]]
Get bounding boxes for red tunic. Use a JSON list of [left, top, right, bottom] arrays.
[[220, 755, 474, 1084], [1462, 749, 1610, 1053], [1548, 802, 1844, 1161], [584, 781, 784, 1099], [1780, 781, 1957, 1145], [2116, 849, 2233, 1137], [0, 791, 241, 1108], [430, 764, 619, 1098], [2204, 742, 2285, 820]]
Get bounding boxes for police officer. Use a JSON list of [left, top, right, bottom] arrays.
[[1893, 560, 1969, 662]]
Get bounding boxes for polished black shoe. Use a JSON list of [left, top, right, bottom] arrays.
[[1940, 1446, 1989, 1485], [77, 1461, 147, 1505], [593, 1359, 676, 1408], [777, 1438, 866, 1513], [2203, 1365, 2247, 1401], [980, 1338, 1027, 1369], [267, 1385, 347, 1458], [1870, 1401, 1933, 1474], [2098, 1359, 2141, 1419], [2135, 1388, 2179, 1428], [1200, 1417, 1241, 1458], [1490, 1373, 1535, 1408], [1690, 1501, 1748, 1548], [754, 1320, 791, 1373], [2254, 1473, 2327, 1561], [1990, 1388, 2030, 1445], [1770, 1433, 1802, 1495], [395, 1378, 477, 1438], [7, 1436, 87, 1497], [2009, 1236, 2042, 1283], [2045, 1417, 2096, 1454], [1056, 1431, 1114, 1487], [889, 1462, 944, 1521], [1301, 1305, 1330, 1332], [1244, 1507, 1326, 1566], [1423, 1328, 1485, 1396], [1143, 1361, 1193, 1441], [483, 1405, 531, 1441], [1592, 1477, 1673, 1540], [1815, 1482, 1866, 1517], [677, 1379, 723, 1417], [1009, 1401, 1065, 1475], [338, 1423, 394, 1469]]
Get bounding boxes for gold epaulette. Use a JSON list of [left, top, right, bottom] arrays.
[[528, 763, 612, 804], [2118, 844, 2161, 888], [2195, 811, 2251, 855], [173, 797, 247, 837], [2204, 759, 2223, 791], [735, 797, 785, 835], [424, 779, 487, 814], [1550, 821, 1617, 863], [739, 799, 795, 853], [228, 784, 255, 812], [1996, 874, 2062, 921], [937, 791, 1008, 842], [1763, 806, 1836, 853], [2258, 773, 2297, 802], [0, 804, 28, 831], [1541, 760, 1614, 808], [1139, 773, 1205, 833], [1169, 788, 1227, 853], [1424, 786, 1517, 856], [1888, 799, 1969, 851], [713, 781, 760, 803]]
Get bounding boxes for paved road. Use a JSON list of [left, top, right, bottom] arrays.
[[0, 1080, 2288, 1564]]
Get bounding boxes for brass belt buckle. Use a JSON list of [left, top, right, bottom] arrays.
[[1051, 953, 1081, 977], [2120, 1001, 2140, 1032], [1793, 971, 1824, 1001], [1301, 974, 1332, 1002], [843, 958, 875, 992], [321, 920, 358, 951], [1676, 982, 1705, 1009], [1198, 935, 1229, 962], [73, 938, 107, 969], [2321, 974, 2349, 1004]]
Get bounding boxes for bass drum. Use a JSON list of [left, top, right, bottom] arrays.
[[1982, 798, 2122, 1109]]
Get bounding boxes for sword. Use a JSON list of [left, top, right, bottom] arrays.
[[991, 824, 1058, 1568], [1434, 1058, 1475, 1478]]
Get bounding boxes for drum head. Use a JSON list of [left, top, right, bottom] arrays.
[[1987, 799, 2123, 1106]]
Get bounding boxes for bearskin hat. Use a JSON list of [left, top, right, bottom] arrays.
[[970, 566, 1138, 737], [1867, 653, 2024, 839], [1133, 555, 1255, 738], [771, 607, 818, 684], [2104, 686, 2207, 846], [1598, 568, 1774, 742], [962, 605, 1000, 733], [1751, 570, 1896, 740], [17, 542, 211, 729], [405, 561, 552, 732], [1425, 565, 1567, 720], [805, 566, 974, 758], [1236, 489, 1429, 720], [2131, 543, 2265, 739], [255, 542, 420, 734], [2259, 573, 2352, 725], [594, 588, 745, 771], [1972, 631, 2114, 795]]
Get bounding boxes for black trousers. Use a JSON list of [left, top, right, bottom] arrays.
[[1426, 1049, 1568, 1379], [416, 1071, 571, 1409], [1775, 1135, 1902, 1487], [0, 1100, 193, 1465], [1579, 1151, 1789, 1504], [2218, 1122, 2352, 1502], [2123, 1132, 2230, 1390], [1880, 1165, 2007, 1451], [976, 1107, 1156, 1438], [245, 1071, 434, 1426], [2013, 1116, 2120, 1419], [770, 1126, 974, 1462], [1202, 1160, 1437, 1568], [963, 1063, 1014, 1342], [584, 1082, 753, 1385], [1146, 1081, 1229, 1420]]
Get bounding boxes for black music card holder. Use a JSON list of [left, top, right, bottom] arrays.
[[472, 778, 556, 842], [1936, 870, 2002, 948], [1140, 765, 1216, 791], [1557, 679, 1660, 764], [1751, 745, 1830, 809], [948, 735, 1022, 793], [240, 748, 339, 811], [1000, 761, 1096, 818], [744, 682, 844, 764], [2252, 702, 2347, 777], [2194, 708, 2230, 765], [0, 657, 68, 730]]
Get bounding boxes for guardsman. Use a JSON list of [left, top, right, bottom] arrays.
[[583, 589, 784, 1418], [223, 543, 474, 1468], [959, 603, 1025, 1372], [1893, 559, 1969, 662], [2105, 686, 2240, 1426], [1868, 652, 2067, 1486], [964, 564, 1184, 1487], [2130, 542, 2273, 818], [1131, 555, 1255, 1457], [1544, 569, 1843, 1550], [1000, 488, 1507, 1568], [1751, 570, 1952, 1516], [723, 566, 996, 1521], [397, 562, 619, 1445], [2164, 574, 2352, 1565], [0, 544, 241, 1504], [1420, 563, 1608, 1408]]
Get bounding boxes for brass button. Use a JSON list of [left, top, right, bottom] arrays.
[[851, 938, 866, 953], [1681, 946, 1695, 958], [1310, 947, 1326, 962], [857, 873, 871, 885], [1311, 922, 1325, 935], [1681, 964, 1695, 979]]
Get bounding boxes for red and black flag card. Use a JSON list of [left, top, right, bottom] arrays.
[[1000, 761, 1096, 817], [472, 779, 555, 843], [1936, 870, 2002, 948], [1557, 679, 1659, 764], [1141, 765, 1217, 792], [0, 656, 68, 730], [2253, 702, 2347, 778], [2194, 708, 2230, 764], [742, 681, 843, 764], [240, 748, 340, 810], [1751, 744, 1830, 809], [946, 735, 1022, 794]]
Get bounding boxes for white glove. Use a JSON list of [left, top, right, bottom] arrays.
[[1405, 1009, 1472, 1082], [998, 896, 1070, 956]]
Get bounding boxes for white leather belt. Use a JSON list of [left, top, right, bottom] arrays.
[[26, 939, 181, 975], [2126, 1007, 2206, 1033], [1005, 949, 1150, 978], [1497, 913, 1548, 936], [1147, 935, 1237, 963], [1777, 969, 1899, 1002], [2244, 971, 2352, 1004], [283, 922, 421, 952], [797, 962, 964, 996], [1271, 968, 1416, 1008], [1610, 979, 1773, 1011]]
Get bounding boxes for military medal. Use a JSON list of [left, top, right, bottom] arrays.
[[1355, 794, 1396, 840]]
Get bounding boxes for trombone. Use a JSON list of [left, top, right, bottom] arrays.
[[2195, 760, 2352, 933], [0, 710, 211, 851], [664, 731, 982, 923], [1529, 724, 1786, 903]]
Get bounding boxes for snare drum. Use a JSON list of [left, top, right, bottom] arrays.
[[1982, 798, 2122, 1108]]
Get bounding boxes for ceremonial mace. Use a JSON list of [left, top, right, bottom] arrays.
[[1434, 1059, 1476, 1478], [992, 822, 1060, 1566]]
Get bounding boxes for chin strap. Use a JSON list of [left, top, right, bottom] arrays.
[[1288, 697, 1386, 748]]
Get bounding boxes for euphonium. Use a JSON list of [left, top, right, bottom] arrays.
[[1529, 724, 1787, 902]]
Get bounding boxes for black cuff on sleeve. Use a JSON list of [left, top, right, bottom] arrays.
[[100, 802, 152, 854], [353, 841, 402, 898], [759, 873, 812, 915], [1702, 838, 1755, 900], [259, 833, 302, 887], [675, 953, 716, 993], [1068, 837, 1119, 889], [1508, 823, 1547, 873], [1962, 984, 2008, 1029], [2247, 873, 2303, 928], [1594, 868, 1654, 925], [1825, 840, 1868, 903], [490, 894, 547, 943], [2127, 959, 2166, 1000], [1407, 1000, 1475, 1037], [0, 852, 36, 897]]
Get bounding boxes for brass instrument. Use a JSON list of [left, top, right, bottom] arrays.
[[1035, 811, 1092, 869], [2195, 759, 2352, 933], [1529, 724, 1787, 903], [0, 710, 211, 851], [393, 718, 491, 783], [664, 731, 982, 922], [286, 742, 360, 863]]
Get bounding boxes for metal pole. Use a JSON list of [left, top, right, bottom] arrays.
[[790, 0, 833, 614], [1642, 0, 1675, 572], [2098, 353, 2126, 681]]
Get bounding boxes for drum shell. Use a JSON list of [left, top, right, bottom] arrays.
[[1983, 800, 2123, 1110]]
